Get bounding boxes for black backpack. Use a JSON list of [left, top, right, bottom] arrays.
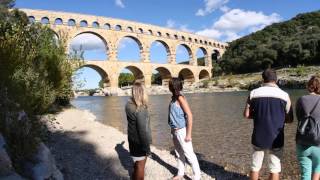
[[296, 97, 320, 146]]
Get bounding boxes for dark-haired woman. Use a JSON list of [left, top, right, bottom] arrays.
[[168, 78, 201, 180], [125, 82, 152, 180], [296, 75, 320, 180]]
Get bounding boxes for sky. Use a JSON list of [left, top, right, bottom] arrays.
[[15, 0, 320, 89]]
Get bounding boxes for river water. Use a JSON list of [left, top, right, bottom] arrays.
[[71, 90, 306, 179]]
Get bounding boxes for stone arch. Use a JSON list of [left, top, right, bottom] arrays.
[[104, 23, 111, 29], [117, 35, 143, 62], [176, 44, 192, 64], [117, 35, 143, 51], [68, 19, 76, 26], [92, 21, 100, 28], [119, 66, 145, 86], [127, 26, 133, 32], [28, 16, 35, 23], [153, 67, 172, 86], [54, 18, 63, 25], [137, 28, 143, 34], [178, 68, 195, 85], [79, 64, 110, 87], [148, 30, 153, 35], [115, 25, 122, 31], [150, 40, 171, 63], [212, 49, 221, 62], [199, 69, 210, 80], [70, 31, 109, 60], [80, 20, 88, 27], [196, 47, 208, 66], [41, 17, 49, 24]]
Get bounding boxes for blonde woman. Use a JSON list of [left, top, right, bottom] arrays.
[[125, 82, 152, 180]]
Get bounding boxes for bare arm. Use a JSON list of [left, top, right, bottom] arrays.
[[285, 98, 294, 123], [177, 96, 193, 142], [243, 96, 252, 119]]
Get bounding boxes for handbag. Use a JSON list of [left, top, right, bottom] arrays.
[[296, 97, 320, 146]]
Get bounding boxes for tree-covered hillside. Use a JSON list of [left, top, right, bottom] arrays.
[[220, 10, 320, 74]]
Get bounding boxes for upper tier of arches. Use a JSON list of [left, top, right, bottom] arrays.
[[23, 9, 227, 50]]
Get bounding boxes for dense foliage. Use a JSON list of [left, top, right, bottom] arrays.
[[118, 73, 135, 87], [0, 1, 79, 172], [220, 10, 320, 74]]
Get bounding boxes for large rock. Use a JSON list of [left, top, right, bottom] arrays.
[[23, 142, 63, 180], [0, 133, 24, 179], [0, 133, 13, 176], [0, 173, 25, 180]]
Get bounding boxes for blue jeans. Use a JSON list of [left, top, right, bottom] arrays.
[[296, 144, 320, 180]]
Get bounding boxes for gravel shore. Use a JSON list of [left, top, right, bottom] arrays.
[[47, 108, 218, 180]]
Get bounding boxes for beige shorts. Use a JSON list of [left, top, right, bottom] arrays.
[[132, 156, 146, 162], [251, 146, 283, 173]]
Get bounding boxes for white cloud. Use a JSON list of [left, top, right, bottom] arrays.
[[165, 19, 194, 32], [213, 9, 281, 32], [220, 6, 230, 13], [179, 25, 194, 33], [166, 19, 176, 28], [153, 41, 163, 48], [196, 0, 229, 16], [71, 34, 106, 51], [118, 37, 135, 49], [196, 28, 222, 39], [196, 9, 282, 42], [115, 0, 125, 8]]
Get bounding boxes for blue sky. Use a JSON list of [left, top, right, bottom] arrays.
[[16, 0, 320, 89]]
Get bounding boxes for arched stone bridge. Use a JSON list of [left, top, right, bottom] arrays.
[[21, 9, 227, 89]]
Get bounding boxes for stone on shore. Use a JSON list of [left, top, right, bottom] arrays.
[[23, 142, 63, 180]]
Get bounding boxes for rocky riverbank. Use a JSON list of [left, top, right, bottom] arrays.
[[76, 84, 242, 97], [47, 108, 248, 180]]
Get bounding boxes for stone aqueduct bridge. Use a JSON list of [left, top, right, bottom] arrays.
[[22, 9, 227, 89]]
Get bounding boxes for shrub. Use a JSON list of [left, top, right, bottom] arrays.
[[0, 6, 81, 172]]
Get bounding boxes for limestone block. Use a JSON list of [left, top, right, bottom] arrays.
[[0, 134, 13, 176], [24, 143, 64, 180]]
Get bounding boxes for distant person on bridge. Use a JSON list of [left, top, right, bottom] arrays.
[[168, 78, 201, 180], [243, 69, 293, 180], [295, 75, 320, 180], [125, 82, 152, 180]]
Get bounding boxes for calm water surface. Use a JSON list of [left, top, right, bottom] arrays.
[[71, 90, 306, 179]]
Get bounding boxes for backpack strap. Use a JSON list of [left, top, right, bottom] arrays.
[[309, 97, 320, 116]]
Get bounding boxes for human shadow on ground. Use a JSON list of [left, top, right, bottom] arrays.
[[163, 151, 248, 180], [115, 141, 134, 178], [150, 152, 192, 180], [48, 130, 129, 180], [195, 152, 249, 180]]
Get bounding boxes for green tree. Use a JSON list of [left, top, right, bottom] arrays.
[[220, 10, 320, 74], [0, 4, 81, 172]]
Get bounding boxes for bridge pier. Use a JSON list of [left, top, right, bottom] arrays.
[[144, 74, 152, 88]]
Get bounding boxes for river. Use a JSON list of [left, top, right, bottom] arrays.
[[71, 90, 306, 179]]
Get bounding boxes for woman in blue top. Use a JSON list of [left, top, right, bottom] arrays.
[[168, 78, 201, 180]]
